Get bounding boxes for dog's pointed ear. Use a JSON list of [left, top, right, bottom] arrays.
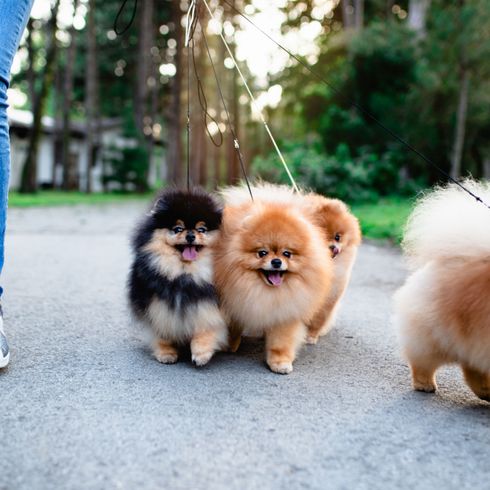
[[240, 213, 255, 230], [318, 198, 347, 217], [149, 192, 171, 216], [147, 200, 159, 216]]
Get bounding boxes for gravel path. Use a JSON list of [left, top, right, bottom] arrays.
[[1, 203, 488, 490]]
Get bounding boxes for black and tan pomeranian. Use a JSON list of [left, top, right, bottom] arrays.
[[128, 188, 228, 366]]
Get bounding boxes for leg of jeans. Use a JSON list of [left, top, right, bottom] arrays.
[[0, 0, 35, 297]]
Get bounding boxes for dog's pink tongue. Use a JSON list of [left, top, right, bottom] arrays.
[[182, 246, 198, 261], [268, 272, 283, 286]]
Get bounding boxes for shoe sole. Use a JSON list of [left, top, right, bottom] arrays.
[[0, 351, 9, 368]]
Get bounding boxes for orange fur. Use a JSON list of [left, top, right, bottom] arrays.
[[301, 195, 361, 343], [395, 180, 490, 401], [395, 259, 490, 401], [214, 202, 332, 374], [153, 339, 179, 364], [190, 329, 225, 366]]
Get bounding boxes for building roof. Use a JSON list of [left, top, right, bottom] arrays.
[[7, 108, 122, 138]]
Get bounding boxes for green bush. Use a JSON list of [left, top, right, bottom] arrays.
[[252, 141, 420, 203], [102, 145, 149, 192]]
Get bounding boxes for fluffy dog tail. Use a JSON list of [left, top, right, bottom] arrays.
[[403, 179, 490, 267]]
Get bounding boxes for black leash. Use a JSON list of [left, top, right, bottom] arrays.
[[191, 39, 224, 148], [113, 0, 138, 36], [199, 20, 253, 200]]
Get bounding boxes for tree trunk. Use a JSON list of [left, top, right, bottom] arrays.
[[146, 71, 158, 189], [135, 0, 153, 136], [341, 0, 355, 29], [483, 157, 490, 179], [450, 68, 470, 180], [138, 0, 157, 190], [408, 0, 431, 37], [198, 124, 207, 187], [85, 0, 99, 193], [26, 18, 36, 105], [20, 0, 60, 194], [62, 0, 80, 190], [189, 40, 202, 187], [166, 0, 183, 185], [354, 0, 364, 30], [52, 61, 64, 188]]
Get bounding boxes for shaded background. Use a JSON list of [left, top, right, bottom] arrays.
[[7, 0, 490, 205]]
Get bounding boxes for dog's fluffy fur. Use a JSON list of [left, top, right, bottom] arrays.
[[394, 179, 490, 401], [220, 183, 361, 345], [301, 195, 361, 344], [128, 188, 228, 366], [215, 188, 333, 374]]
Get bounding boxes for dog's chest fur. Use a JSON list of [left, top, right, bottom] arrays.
[[129, 250, 220, 341]]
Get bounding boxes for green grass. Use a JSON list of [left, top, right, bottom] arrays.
[[9, 190, 415, 244], [8, 191, 152, 208], [350, 196, 416, 243]]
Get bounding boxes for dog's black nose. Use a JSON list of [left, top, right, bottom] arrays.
[[186, 232, 196, 243], [271, 258, 282, 269]]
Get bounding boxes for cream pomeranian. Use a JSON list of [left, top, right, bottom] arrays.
[[301, 195, 361, 344], [214, 191, 332, 374], [394, 179, 490, 401]]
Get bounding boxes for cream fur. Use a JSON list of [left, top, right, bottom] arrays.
[[220, 182, 305, 208], [394, 262, 490, 381], [148, 299, 228, 347], [403, 179, 490, 267], [143, 229, 218, 285], [394, 179, 490, 399], [320, 247, 358, 335]]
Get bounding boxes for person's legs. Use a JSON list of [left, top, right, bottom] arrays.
[[0, 0, 35, 368]]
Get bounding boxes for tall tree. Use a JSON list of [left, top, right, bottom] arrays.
[[136, 0, 158, 189], [20, 0, 61, 193], [354, 0, 364, 30], [25, 18, 36, 104], [166, 0, 183, 185], [62, 0, 81, 190], [226, 0, 240, 184], [85, 0, 99, 193], [341, 0, 355, 29]]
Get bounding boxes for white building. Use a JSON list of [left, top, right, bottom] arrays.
[[8, 108, 122, 192]]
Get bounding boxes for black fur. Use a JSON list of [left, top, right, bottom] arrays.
[[128, 188, 223, 318], [132, 187, 223, 249], [128, 252, 218, 316]]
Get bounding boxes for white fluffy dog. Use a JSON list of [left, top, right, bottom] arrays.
[[394, 179, 490, 401]]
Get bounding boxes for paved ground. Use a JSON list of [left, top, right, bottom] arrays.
[[1, 203, 489, 490]]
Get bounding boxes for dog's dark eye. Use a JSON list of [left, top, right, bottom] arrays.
[[283, 251, 292, 258], [173, 226, 184, 234], [334, 233, 341, 242], [257, 250, 268, 258], [196, 227, 207, 234]]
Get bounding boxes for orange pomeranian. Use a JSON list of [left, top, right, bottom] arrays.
[[394, 179, 490, 401], [301, 195, 361, 344], [214, 200, 332, 374]]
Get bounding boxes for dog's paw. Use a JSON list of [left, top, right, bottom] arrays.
[[305, 334, 319, 345], [268, 361, 293, 375], [192, 350, 214, 367], [412, 380, 436, 393], [154, 352, 178, 364]]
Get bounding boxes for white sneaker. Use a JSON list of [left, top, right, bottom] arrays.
[[0, 306, 10, 368]]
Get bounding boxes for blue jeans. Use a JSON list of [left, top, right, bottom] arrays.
[[0, 0, 34, 297]]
